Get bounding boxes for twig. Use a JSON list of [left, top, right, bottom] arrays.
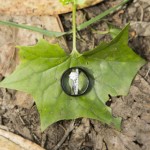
[[139, 5, 144, 21], [135, 2, 144, 22], [18, 115, 26, 125], [53, 120, 75, 150], [0, 125, 8, 131], [32, 133, 41, 144], [0, 128, 45, 150], [41, 132, 47, 148], [145, 67, 150, 78]]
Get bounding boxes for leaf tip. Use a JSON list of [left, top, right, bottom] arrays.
[[40, 121, 52, 132], [15, 45, 21, 49], [112, 117, 122, 131]]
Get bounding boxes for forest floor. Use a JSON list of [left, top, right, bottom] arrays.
[[0, 0, 150, 150]]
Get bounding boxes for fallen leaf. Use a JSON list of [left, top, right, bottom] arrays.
[[14, 91, 34, 109], [0, 0, 103, 16]]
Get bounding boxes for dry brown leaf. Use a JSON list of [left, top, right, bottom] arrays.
[[14, 91, 34, 109], [0, 129, 45, 150], [130, 21, 150, 37], [0, 0, 103, 16], [0, 15, 67, 76], [140, 0, 150, 4]]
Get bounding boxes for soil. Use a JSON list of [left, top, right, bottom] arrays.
[[0, 0, 150, 150]]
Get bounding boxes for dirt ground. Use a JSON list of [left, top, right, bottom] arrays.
[[0, 0, 150, 150]]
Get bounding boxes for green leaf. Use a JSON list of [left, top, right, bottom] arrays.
[[108, 24, 122, 39], [0, 25, 146, 131], [59, 0, 85, 5], [76, 0, 86, 5], [59, 0, 73, 5], [0, 20, 66, 37]]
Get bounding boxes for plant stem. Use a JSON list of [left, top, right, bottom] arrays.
[[71, 0, 80, 55], [73, 0, 77, 51]]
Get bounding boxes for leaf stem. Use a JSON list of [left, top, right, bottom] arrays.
[[73, 0, 76, 51], [71, 0, 80, 56]]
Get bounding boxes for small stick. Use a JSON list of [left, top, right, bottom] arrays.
[[0, 128, 45, 150], [0, 125, 8, 131], [53, 120, 75, 150], [18, 115, 26, 125], [139, 5, 144, 22], [145, 67, 150, 78]]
